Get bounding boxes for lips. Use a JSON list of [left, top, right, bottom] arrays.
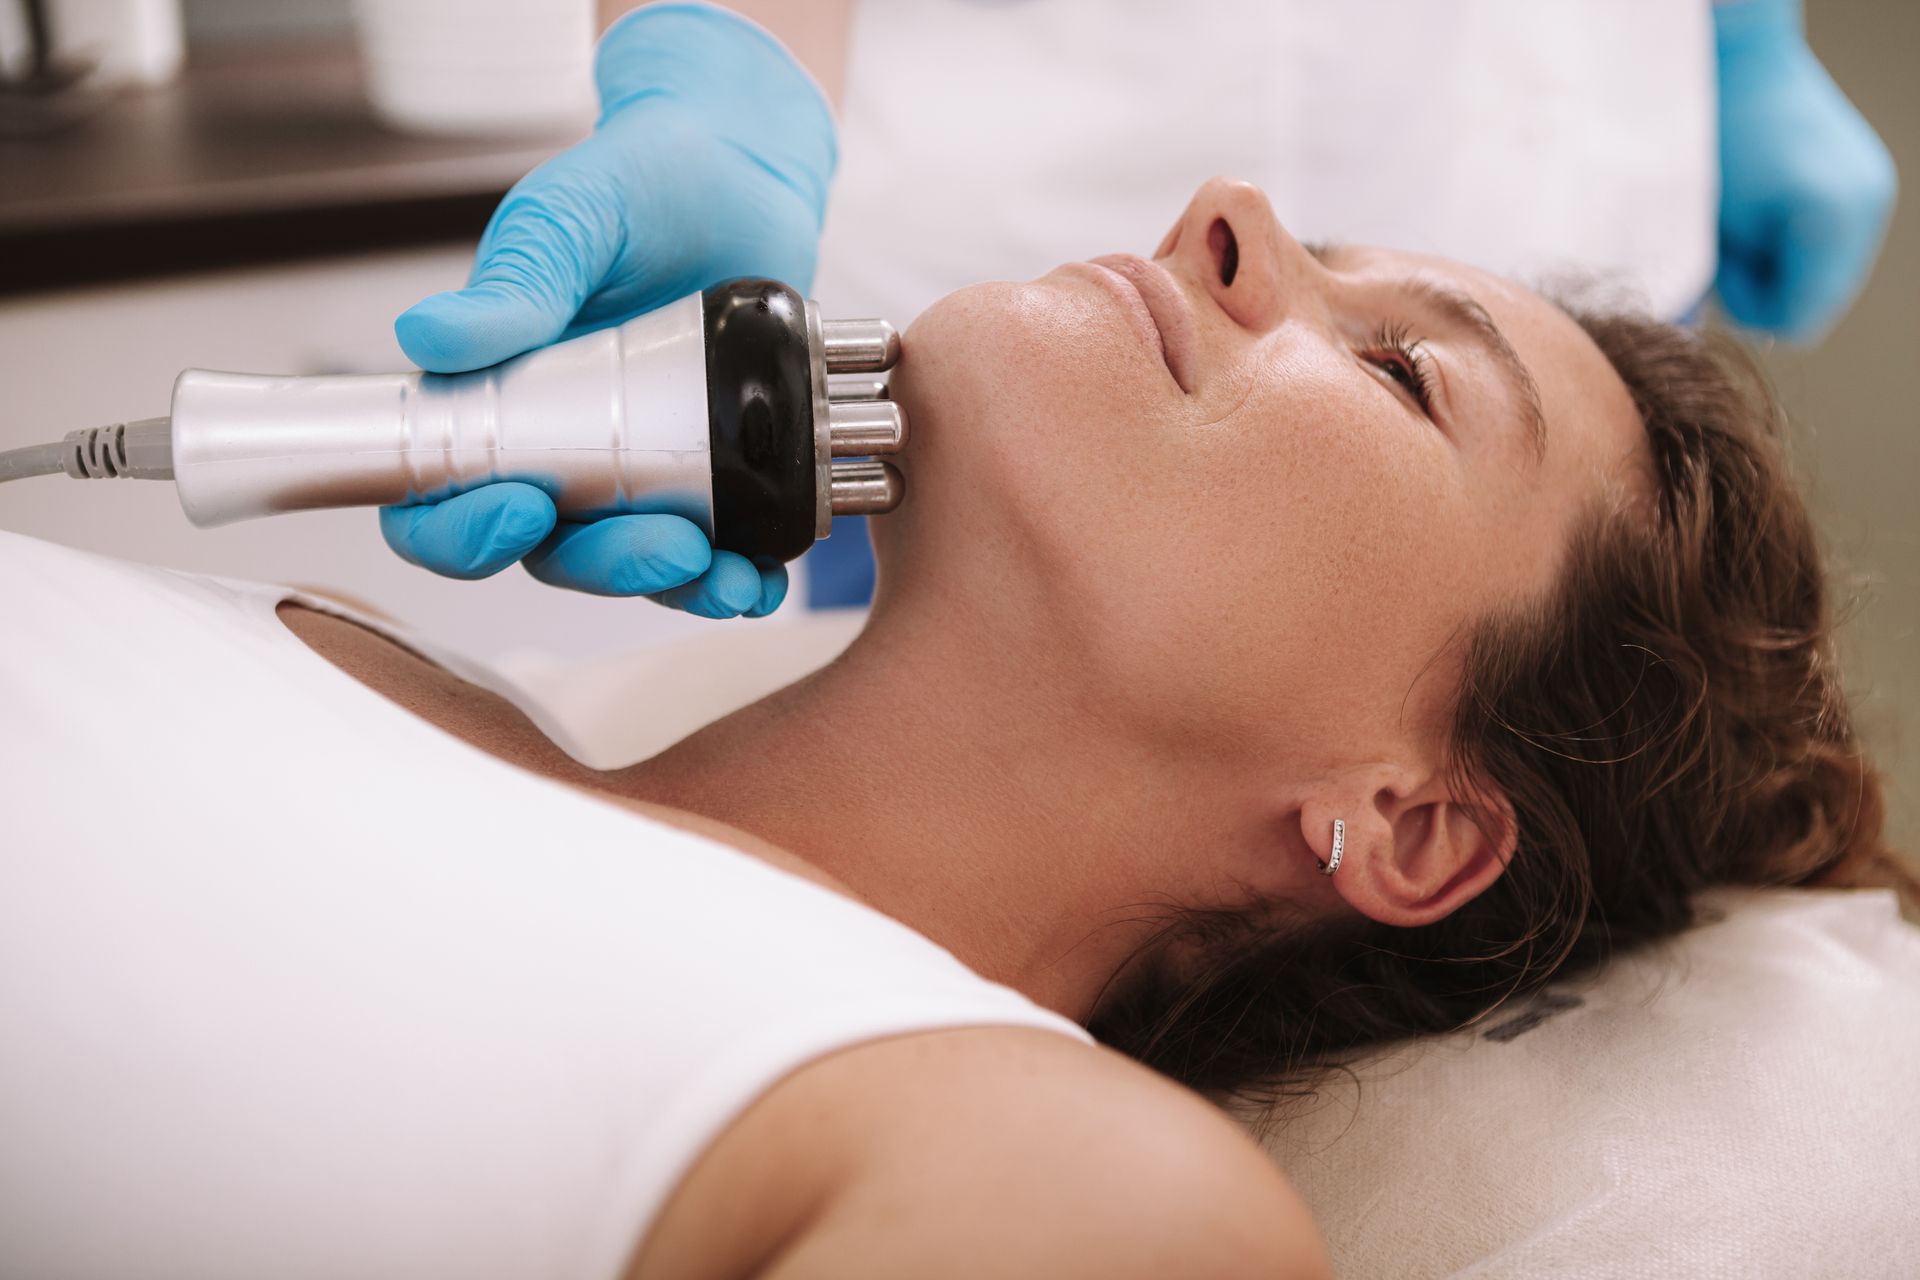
[[1089, 253, 1196, 393]]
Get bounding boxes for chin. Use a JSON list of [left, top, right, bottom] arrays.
[[871, 276, 1169, 622]]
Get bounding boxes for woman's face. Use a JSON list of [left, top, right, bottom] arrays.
[[875, 178, 1646, 776]]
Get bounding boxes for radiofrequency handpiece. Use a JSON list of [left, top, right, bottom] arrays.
[[0, 279, 906, 563]]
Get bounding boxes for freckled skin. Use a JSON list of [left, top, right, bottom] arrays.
[[877, 178, 1646, 780]]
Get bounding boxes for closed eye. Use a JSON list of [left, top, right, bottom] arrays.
[[1361, 322, 1437, 418]]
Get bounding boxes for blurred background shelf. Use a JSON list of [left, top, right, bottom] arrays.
[[0, 39, 575, 294]]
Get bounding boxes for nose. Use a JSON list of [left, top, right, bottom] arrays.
[[1154, 177, 1312, 333]]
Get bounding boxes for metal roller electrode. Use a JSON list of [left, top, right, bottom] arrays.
[[0, 279, 908, 564]]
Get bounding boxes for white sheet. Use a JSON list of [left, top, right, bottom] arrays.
[[1252, 886, 1920, 1278]]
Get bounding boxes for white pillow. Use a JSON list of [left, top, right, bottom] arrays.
[[1251, 886, 1920, 1279]]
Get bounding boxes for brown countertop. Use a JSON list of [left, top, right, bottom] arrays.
[[0, 41, 579, 294]]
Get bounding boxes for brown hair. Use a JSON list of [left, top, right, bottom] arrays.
[[1088, 309, 1915, 1124]]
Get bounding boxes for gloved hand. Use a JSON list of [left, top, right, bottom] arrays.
[[1713, 0, 1896, 343], [380, 2, 836, 618]]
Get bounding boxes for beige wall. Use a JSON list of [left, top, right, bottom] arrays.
[[1765, 0, 1920, 852]]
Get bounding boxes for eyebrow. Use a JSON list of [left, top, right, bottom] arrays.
[[1304, 242, 1548, 466]]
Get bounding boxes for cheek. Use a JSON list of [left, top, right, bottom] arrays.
[[1182, 353, 1467, 590], [1095, 354, 1495, 727]]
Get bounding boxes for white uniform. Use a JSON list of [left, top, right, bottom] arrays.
[[816, 0, 1716, 324], [0, 530, 1091, 1280]]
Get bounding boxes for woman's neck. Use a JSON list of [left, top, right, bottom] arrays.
[[279, 596, 1242, 1026], [615, 605, 1213, 1024]]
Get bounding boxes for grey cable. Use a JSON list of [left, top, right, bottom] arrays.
[[0, 418, 173, 486], [0, 441, 67, 483]]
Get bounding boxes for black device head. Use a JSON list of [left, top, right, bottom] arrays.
[[701, 278, 818, 563]]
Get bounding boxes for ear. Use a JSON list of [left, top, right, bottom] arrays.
[[1301, 772, 1516, 929]]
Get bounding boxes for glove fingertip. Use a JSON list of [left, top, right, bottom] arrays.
[[396, 297, 482, 373], [378, 502, 435, 569], [485, 491, 559, 561], [396, 288, 566, 373], [746, 561, 790, 618], [651, 554, 762, 619], [710, 553, 766, 615], [647, 521, 719, 583]]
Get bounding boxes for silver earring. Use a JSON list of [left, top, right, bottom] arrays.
[[1318, 819, 1345, 876]]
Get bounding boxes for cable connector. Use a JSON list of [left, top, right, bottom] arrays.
[[59, 417, 174, 480], [0, 418, 174, 485]]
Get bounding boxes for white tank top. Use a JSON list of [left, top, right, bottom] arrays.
[[0, 530, 1092, 1280], [816, 0, 1716, 326]]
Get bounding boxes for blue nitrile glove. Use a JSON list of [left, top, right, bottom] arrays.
[[1713, 0, 1896, 343], [379, 3, 835, 619]]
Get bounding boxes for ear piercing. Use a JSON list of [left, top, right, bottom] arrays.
[[1318, 818, 1345, 876]]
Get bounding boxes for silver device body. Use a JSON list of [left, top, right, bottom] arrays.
[[174, 294, 716, 532], [166, 292, 902, 543]]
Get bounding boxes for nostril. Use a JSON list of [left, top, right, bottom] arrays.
[[1208, 218, 1239, 286]]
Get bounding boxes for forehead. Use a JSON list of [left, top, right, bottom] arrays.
[[1334, 244, 1647, 496]]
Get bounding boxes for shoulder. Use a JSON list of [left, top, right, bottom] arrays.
[[762, 1025, 1330, 1280]]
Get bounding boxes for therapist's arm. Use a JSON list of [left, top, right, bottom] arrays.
[[597, 1, 858, 106]]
